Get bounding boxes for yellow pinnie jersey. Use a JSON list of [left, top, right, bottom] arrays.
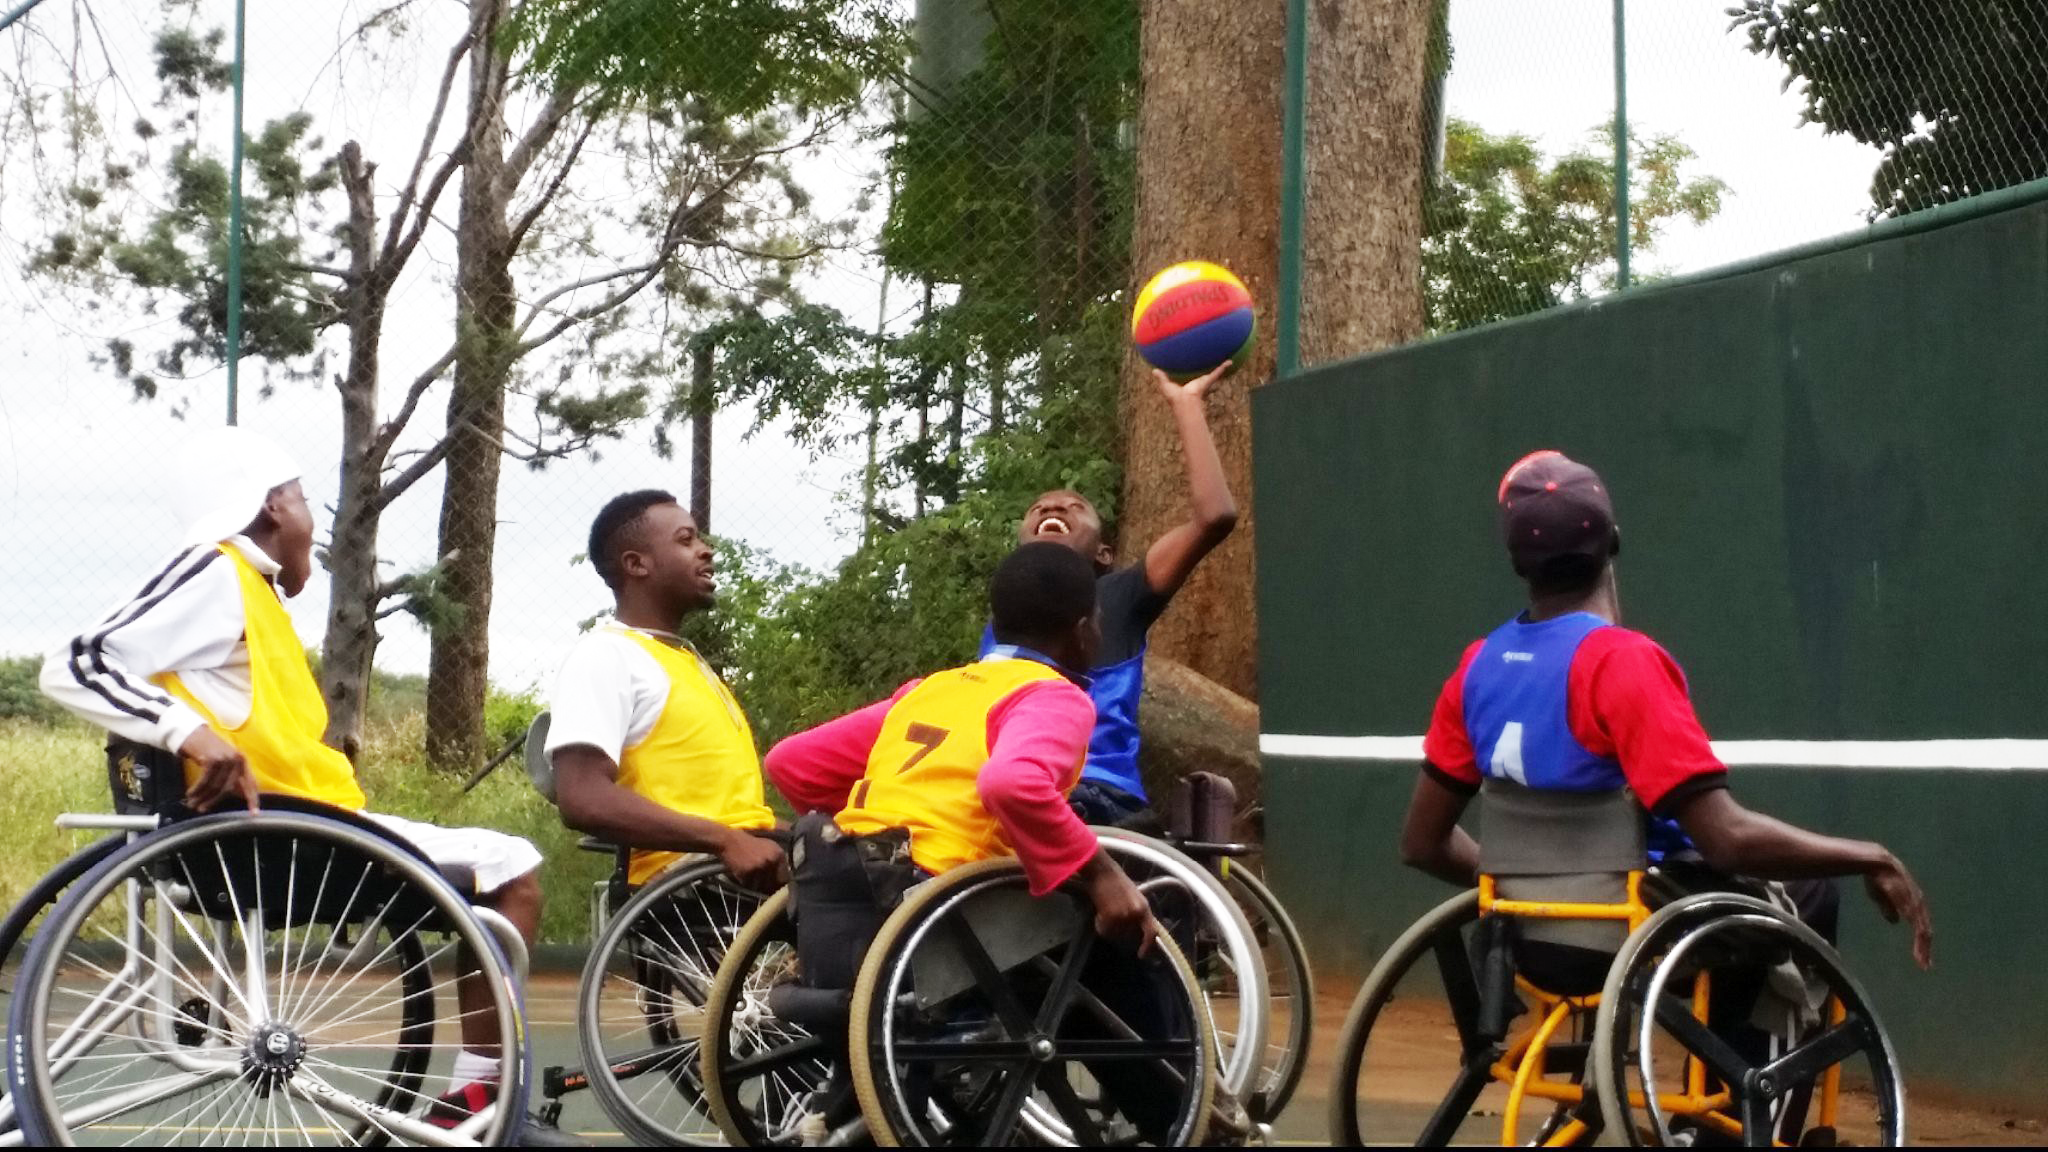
[[158, 545, 366, 810], [836, 656, 1080, 876], [613, 628, 774, 885]]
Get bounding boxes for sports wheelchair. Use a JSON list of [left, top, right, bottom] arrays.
[[693, 811, 1282, 1147], [1120, 771, 1315, 1124], [1327, 781, 1905, 1147], [0, 739, 532, 1147], [519, 711, 776, 1146]]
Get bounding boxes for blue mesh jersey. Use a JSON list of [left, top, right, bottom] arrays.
[[980, 565, 1167, 802], [1462, 611, 1693, 860]]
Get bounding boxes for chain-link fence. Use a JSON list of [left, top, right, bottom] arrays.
[[2, 0, 2045, 771], [1395, 0, 2048, 343], [0, 0, 1141, 772]]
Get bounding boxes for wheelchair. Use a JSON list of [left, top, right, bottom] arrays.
[[519, 712, 774, 1146], [0, 739, 533, 1147], [695, 816, 1239, 1146], [1327, 782, 1906, 1147], [1123, 771, 1315, 1124]]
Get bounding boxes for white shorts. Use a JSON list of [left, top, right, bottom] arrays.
[[362, 812, 543, 896]]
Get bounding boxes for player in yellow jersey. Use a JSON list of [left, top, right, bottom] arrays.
[[40, 426, 573, 1141], [544, 489, 784, 891], [765, 544, 1198, 1140], [767, 542, 1151, 944]]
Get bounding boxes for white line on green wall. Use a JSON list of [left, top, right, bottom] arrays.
[[1258, 734, 2048, 771]]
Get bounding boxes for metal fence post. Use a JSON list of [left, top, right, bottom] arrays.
[[1277, 0, 1308, 377], [225, 0, 248, 425], [1613, 0, 1630, 290]]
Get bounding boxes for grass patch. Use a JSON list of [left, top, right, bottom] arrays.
[[0, 704, 608, 946]]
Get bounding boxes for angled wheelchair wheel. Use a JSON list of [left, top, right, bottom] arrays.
[[578, 856, 765, 1146], [698, 887, 834, 1146], [0, 835, 126, 1140], [1220, 864, 1314, 1121], [849, 857, 1217, 1147], [1093, 828, 1267, 1106], [1593, 892, 1905, 1148], [1328, 889, 1591, 1146], [5, 810, 526, 1147]]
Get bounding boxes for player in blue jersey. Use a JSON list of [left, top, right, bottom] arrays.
[[984, 360, 1239, 827], [1399, 450, 1933, 974]]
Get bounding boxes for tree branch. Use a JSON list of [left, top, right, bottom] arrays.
[[370, 343, 460, 467], [504, 88, 581, 190], [507, 114, 596, 253], [375, 431, 457, 511], [379, 33, 471, 264]]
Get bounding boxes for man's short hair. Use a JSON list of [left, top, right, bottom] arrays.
[[990, 541, 1097, 645], [589, 489, 678, 591]]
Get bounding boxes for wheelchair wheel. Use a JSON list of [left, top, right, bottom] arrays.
[[1092, 828, 1268, 1105], [5, 810, 526, 1147], [1593, 892, 1905, 1147], [698, 887, 834, 1146], [849, 857, 1217, 1147], [1221, 864, 1314, 1121], [578, 857, 765, 1146], [1328, 889, 1588, 1146], [0, 836, 125, 1138]]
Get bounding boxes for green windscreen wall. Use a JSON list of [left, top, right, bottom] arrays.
[[1253, 189, 2048, 1108]]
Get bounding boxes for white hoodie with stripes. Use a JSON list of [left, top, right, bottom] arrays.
[[40, 537, 281, 755]]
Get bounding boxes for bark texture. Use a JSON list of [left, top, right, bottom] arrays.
[[1119, 0, 1287, 701], [426, 0, 515, 770], [1120, 0, 1431, 701]]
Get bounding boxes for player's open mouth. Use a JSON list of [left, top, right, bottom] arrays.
[[1036, 517, 1071, 537]]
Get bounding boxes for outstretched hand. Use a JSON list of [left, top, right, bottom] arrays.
[[1863, 854, 1934, 970], [1153, 360, 1231, 404]]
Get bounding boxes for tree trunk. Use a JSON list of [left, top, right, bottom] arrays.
[[1118, 0, 1429, 700], [1117, 0, 1287, 701], [689, 339, 714, 534], [320, 142, 389, 760], [1299, 0, 1430, 365], [425, 0, 514, 771]]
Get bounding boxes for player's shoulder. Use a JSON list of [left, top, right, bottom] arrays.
[[1578, 624, 1675, 661]]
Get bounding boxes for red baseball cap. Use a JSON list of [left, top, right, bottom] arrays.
[[1497, 450, 1617, 578]]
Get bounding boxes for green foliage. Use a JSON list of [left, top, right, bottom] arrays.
[[0, 657, 66, 725], [27, 29, 339, 405], [691, 302, 1122, 749], [1425, 119, 1726, 333], [1730, 0, 2048, 219], [484, 684, 545, 761], [883, 0, 1138, 361], [506, 0, 906, 117]]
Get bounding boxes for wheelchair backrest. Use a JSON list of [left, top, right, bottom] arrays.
[[1479, 779, 1646, 952], [523, 710, 558, 803], [1165, 770, 1237, 844], [106, 737, 187, 816]]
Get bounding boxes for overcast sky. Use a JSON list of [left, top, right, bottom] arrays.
[[0, 0, 1887, 691]]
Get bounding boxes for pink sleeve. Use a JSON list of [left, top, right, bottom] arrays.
[[765, 681, 919, 815], [976, 678, 1100, 896]]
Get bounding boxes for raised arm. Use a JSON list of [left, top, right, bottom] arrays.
[[1141, 363, 1240, 598]]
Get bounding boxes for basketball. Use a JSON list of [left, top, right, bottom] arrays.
[[1131, 261, 1256, 379]]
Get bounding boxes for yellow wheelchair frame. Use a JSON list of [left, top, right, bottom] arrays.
[[1475, 871, 1846, 1147]]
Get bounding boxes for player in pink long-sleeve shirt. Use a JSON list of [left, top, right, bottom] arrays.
[[765, 541, 1155, 950]]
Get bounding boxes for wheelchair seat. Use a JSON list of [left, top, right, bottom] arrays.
[[108, 736, 484, 900]]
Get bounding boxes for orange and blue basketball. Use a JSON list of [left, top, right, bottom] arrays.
[[1132, 261, 1256, 379]]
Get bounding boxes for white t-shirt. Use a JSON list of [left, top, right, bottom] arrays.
[[544, 623, 684, 764]]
